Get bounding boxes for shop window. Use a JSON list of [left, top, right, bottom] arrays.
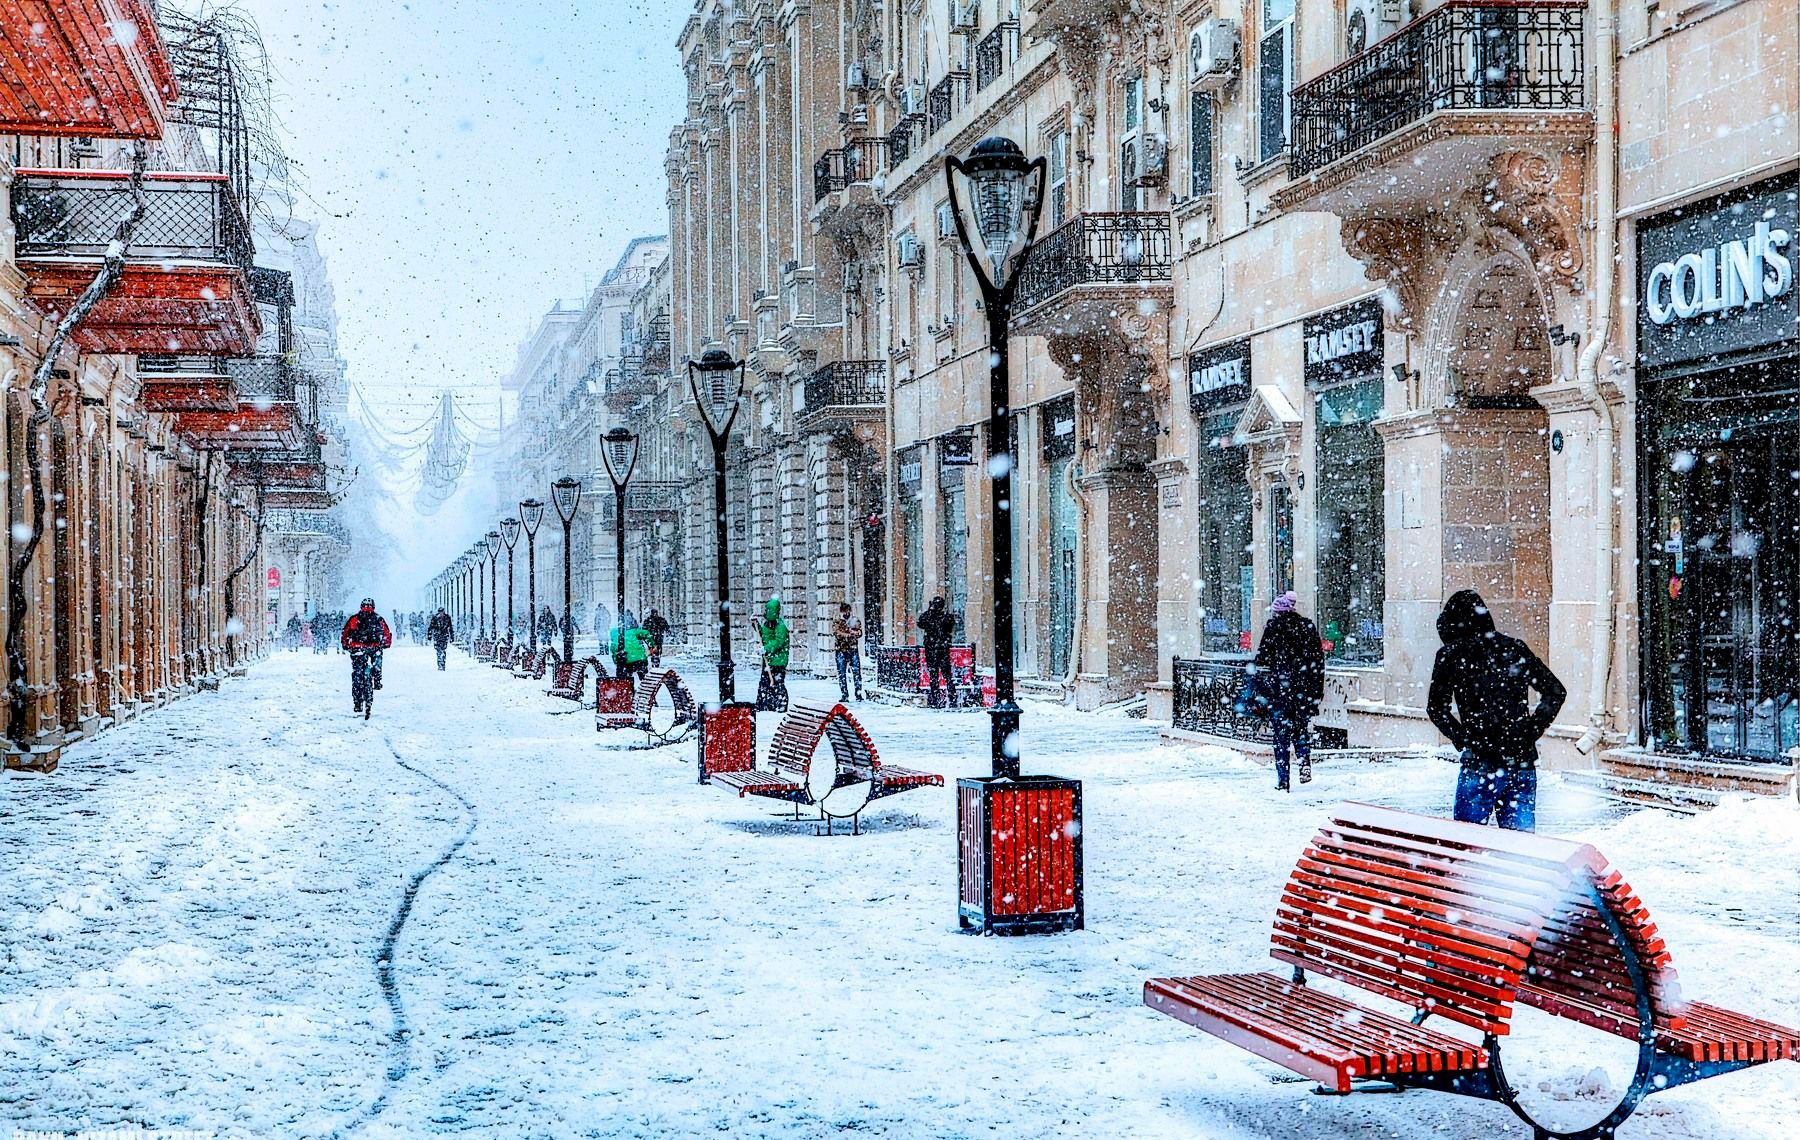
[[1258, 0, 1294, 164], [1269, 481, 1295, 598], [1196, 413, 1252, 653], [1314, 377, 1385, 663], [899, 448, 925, 629], [941, 473, 968, 641]]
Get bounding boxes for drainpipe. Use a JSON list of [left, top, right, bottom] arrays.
[[1574, 0, 1618, 757]]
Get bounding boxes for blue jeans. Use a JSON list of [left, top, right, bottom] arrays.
[[835, 650, 863, 698], [1272, 710, 1311, 789], [1454, 764, 1537, 832]]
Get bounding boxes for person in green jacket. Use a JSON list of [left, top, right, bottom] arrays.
[[610, 609, 652, 683], [754, 596, 790, 711]]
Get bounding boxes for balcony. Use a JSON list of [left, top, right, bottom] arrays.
[[887, 117, 922, 172], [11, 170, 259, 355], [225, 357, 299, 409], [228, 437, 326, 496], [173, 405, 303, 451], [974, 23, 1018, 92], [0, 0, 175, 138], [927, 73, 969, 137], [1275, 2, 1589, 213], [813, 138, 890, 203], [642, 313, 672, 374], [1011, 212, 1174, 337], [796, 360, 885, 435], [136, 355, 236, 412], [604, 363, 654, 412]]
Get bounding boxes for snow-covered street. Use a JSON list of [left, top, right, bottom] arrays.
[[3, 648, 1796, 1138]]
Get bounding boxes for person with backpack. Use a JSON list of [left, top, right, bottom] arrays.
[[340, 599, 394, 716], [643, 609, 671, 666], [832, 603, 866, 702], [1428, 589, 1566, 832], [753, 597, 790, 712], [427, 607, 454, 671], [1250, 591, 1325, 792], [917, 596, 957, 708]]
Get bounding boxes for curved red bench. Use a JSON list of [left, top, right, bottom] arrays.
[[632, 667, 697, 743], [547, 654, 603, 702], [1144, 803, 1799, 1138], [709, 700, 942, 834]]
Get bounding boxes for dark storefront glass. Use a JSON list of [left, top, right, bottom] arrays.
[[1195, 411, 1253, 654], [1315, 378, 1385, 663], [899, 447, 924, 629], [1043, 397, 1078, 678], [1637, 173, 1798, 762]]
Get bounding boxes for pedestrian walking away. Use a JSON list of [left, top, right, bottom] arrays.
[[1249, 591, 1325, 792], [340, 598, 395, 717], [832, 602, 865, 701], [643, 608, 670, 667], [917, 596, 957, 708], [753, 596, 791, 712], [427, 606, 455, 671], [1428, 588, 1566, 833]]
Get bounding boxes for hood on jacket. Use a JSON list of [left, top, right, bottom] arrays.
[[1437, 589, 1496, 645], [764, 597, 782, 623]]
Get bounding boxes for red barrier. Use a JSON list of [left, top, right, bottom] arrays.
[[596, 677, 636, 729], [698, 702, 756, 784]]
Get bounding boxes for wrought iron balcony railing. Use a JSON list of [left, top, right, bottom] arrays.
[[1013, 212, 1174, 315], [975, 22, 1017, 91], [1288, 1, 1587, 179], [888, 117, 922, 171], [138, 354, 229, 375], [226, 357, 298, 405], [927, 73, 971, 137], [813, 137, 892, 203], [11, 170, 254, 274], [798, 360, 885, 431]]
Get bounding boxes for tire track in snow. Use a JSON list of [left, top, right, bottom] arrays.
[[338, 734, 477, 1135]]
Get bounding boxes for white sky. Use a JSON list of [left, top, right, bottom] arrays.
[[232, 0, 690, 599]]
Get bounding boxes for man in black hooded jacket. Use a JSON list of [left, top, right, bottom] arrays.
[[1427, 589, 1566, 832]]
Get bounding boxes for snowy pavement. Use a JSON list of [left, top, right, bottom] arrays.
[[3, 646, 1797, 1139]]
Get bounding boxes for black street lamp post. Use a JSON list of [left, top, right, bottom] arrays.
[[520, 498, 544, 655], [484, 530, 501, 652], [551, 477, 583, 662], [601, 428, 640, 643], [688, 347, 746, 704], [945, 136, 1083, 935], [500, 517, 521, 651]]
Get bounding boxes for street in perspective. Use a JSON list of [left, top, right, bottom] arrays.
[[1, 1, 1797, 1138]]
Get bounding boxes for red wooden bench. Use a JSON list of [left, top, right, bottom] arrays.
[[1143, 803, 1799, 1139], [632, 667, 697, 744], [489, 639, 513, 668], [547, 654, 602, 702], [512, 647, 551, 680], [709, 700, 942, 833]]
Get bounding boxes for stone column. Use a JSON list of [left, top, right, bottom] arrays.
[[1145, 456, 1191, 721]]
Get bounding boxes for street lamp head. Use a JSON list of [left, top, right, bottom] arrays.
[[484, 530, 502, 561], [601, 427, 640, 489], [687, 344, 745, 438], [946, 136, 1047, 293], [550, 476, 583, 522], [500, 517, 521, 548], [519, 497, 545, 536]]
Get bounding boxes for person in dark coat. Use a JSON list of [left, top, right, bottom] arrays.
[[1428, 589, 1566, 833], [643, 609, 671, 666], [917, 596, 958, 708], [537, 605, 559, 646], [1251, 591, 1325, 792], [285, 614, 303, 651], [427, 607, 454, 671]]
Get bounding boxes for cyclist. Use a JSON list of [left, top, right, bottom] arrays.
[[341, 598, 394, 717]]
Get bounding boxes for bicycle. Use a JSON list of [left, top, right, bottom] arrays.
[[351, 649, 380, 719]]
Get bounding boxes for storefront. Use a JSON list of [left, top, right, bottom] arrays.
[[1305, 297, 1387, 665], [939, 429, 972, 641], [897, 446, 924, 627], [1636, 172, 1798, 762], [1188, 338, 1254, 655], [1042, 396, 1078, 679]]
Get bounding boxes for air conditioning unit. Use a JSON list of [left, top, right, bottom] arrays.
[[1132, 136, 1169, 188], [1345, 0, 1407, 55], [951, 3, 979, 33], [1189, 19, 1240, 93], [848, 61, 868, 90], [902, 83, 927, 116], [936, 202, 958, 240], [896, 233, 923, 268]]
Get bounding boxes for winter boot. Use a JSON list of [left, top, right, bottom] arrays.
[[1299, 759, 1313, 784]]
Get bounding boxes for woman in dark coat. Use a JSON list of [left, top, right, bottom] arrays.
[[1251, 591, 1325, 791]]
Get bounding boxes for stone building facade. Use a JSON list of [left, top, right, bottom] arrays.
[[1, 4, 338, 761]]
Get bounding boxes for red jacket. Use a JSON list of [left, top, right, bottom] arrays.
[[341, 610, 393, 651]]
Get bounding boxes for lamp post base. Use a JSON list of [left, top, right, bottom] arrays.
[[957, 774, 1084, 935]]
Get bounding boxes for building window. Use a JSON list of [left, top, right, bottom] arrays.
[[941, 469, 968, 641], [1047, 129, 1069, 228], [1119, 73, 1143, 210], [1196, 413, 1251, 653], [899, 448, 925, 626], [1259, 0, 1294, 163], [1314, 377, 1385, 663], [1188, 91, 1214, 198]]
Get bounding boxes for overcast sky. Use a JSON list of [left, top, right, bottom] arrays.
[[232, 0, 689, 599]]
